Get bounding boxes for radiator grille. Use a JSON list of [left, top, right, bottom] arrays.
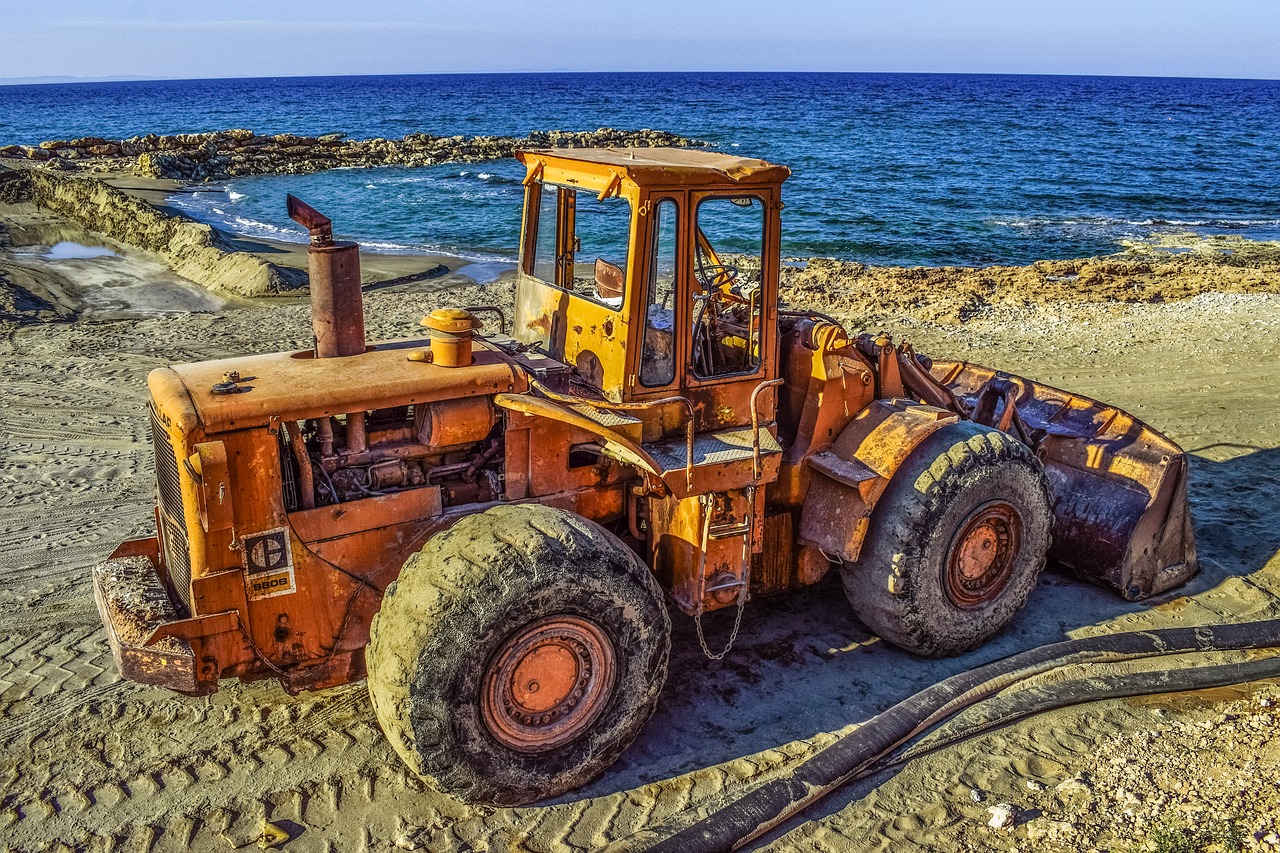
[[161, 515, 193, 615], [149, 405, 193, 614]]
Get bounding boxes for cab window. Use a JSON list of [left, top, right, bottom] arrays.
[[525, 183, 631, 310], [640, 198, 678, 387], [690, 195, 765, 378]]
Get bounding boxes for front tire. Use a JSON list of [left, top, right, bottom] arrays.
[[840, 422, 1052, 657], [365, 504, 670, 806]]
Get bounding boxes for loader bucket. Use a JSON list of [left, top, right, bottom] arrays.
[[929, 360, 1197, 600]]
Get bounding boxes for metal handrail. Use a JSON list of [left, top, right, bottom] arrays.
[[750, 377, 785, 480], [528, 379, 698, 492], [464, 305, 507, 336]]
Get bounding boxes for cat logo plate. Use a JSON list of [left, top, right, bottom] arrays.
[[242, 527, 296, 600]]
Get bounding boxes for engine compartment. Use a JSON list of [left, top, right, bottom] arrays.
[[278, 396, 506, 512]]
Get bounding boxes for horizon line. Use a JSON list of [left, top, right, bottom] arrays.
[[4, 69, 1280, 88]]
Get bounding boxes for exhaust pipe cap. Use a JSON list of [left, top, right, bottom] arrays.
[[422, 308, 484, 368], [422, 308, 484, 334]]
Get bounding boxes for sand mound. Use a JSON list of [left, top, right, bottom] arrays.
[[1, 164, 304, 298]]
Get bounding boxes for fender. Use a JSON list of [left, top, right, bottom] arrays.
[[493, 392, 666, 483], [798, 399, 959, 564]]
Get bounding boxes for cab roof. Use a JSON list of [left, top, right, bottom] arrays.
[[517, 147, 791, 191]]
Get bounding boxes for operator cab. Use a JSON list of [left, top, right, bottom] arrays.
[[510, 148, 792, 616], [511, 148, 788, 432]]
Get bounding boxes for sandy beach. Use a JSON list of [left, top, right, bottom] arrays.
[[2, 174, 1280, 852]]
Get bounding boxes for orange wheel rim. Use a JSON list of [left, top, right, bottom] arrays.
[[481, 616, 616, 753], [945, 502, 1021, 609]]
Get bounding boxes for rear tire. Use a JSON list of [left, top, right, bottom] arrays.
[[366, 504, 670, 806], [840, 422, 1051, 657]]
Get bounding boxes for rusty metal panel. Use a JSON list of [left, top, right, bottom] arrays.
[[503, 415, 532, 500], [289, 486, 443, 543], [166, 342, 525, 434], [189, 440, 234, 532], [92, 547, 236, 695], [517, 148, 791, 190], [798, 399, 958, 563], [753, 510, 795, 596], [650, 489, 755, 614], [512, 275, 632, 402]]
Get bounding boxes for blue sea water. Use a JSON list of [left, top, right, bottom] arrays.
[[2, 72, 1279, 266]]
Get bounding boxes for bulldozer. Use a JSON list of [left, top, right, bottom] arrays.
[[93, 147, 1196, 806]]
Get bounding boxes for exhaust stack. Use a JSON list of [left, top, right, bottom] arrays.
[[286, 194, 368, 455], [286, 194, 365, 359]]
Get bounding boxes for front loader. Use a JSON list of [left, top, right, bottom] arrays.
[[93, 147, 1195, 805]]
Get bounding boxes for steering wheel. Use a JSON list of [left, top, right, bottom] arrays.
[[695, 263, 739, 292]]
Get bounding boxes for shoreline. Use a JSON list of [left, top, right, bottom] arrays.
[[6, 163, 1280, 333]]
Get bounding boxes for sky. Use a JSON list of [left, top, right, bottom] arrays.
[[3, 0, 1279, 82]]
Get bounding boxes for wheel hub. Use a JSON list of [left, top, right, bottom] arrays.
[[481, 616, 616, 753], [945, 502, 1021, 609]]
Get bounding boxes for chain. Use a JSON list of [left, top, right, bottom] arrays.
[[694, 581, 748, 661], [693, 491, 751, 661]]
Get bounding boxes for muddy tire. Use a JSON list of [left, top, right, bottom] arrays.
[[365, 504, 671, 806], [840, 422, 1051, 657]]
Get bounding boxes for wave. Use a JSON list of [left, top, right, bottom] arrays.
[[166, 193, 308, 243], [169, 189, 518, 262], [993, 215, 1280, 230]]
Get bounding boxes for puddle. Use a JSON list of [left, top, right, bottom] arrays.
[[8, 241, 239, 319], [454, 261, 516, 285], [45, 241, 119, 260]]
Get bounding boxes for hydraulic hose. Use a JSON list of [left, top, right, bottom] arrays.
[[880, 650, 1280, 773], [606, 618, 1280, 853]]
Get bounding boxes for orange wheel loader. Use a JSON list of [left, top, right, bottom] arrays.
[[93, 148, 1196, 805]]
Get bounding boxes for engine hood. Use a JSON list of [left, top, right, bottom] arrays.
[[149, 337, 529, 434]]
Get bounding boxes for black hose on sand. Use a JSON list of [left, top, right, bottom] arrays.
[[608, 619, 1280, 853], [882, 653, 1280, 772]]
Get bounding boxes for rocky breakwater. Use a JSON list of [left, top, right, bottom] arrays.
[[0, 127, 703, 182], [0, 164, 304, 297]]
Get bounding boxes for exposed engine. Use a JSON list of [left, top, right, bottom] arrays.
[[279, 396, 505, 511]]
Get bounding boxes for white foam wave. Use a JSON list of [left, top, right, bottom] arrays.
[[994, 215, 1280, 230], [166, 186, 518, 263]]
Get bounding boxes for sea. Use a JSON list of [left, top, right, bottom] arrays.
[[2, 72, 1279, 267]]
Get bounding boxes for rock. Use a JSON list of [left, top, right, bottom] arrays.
[[1055, 776, 1093, 800], [987, 803, 1018, 829], [254, 819, 289, 849], [18, 127, 707, 181], [1026, 817, 1077, 843], [970, 788, 986, 802]]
